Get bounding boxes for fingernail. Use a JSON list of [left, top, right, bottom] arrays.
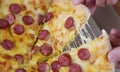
[[108, 54, 117, 63], [72, 0, 84, 5], [72, 0, 79, 4]]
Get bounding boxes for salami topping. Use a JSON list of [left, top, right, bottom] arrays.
[[9, 4, 21, 14], [5, 14, 15, 25], [1, 39, 14, 50], [0, 19, 9, 29], [58, 53, 71, 66], [15, 68, 26, 72], [69, 63, 82, 72], [32, 46, 40, 54], [44, 12, 53, 22], [51, 61, 61, 72], [38, 14, 44, 24], [14, 54, 24, 63], [13, 24, 24, 35], [23, 15, 34, 25], [78, 48, 90, 60], [38, 30, 50, 40], [39, 43, 53, 56], [65, 17, 74, 30], [38, 62, 50, 72]]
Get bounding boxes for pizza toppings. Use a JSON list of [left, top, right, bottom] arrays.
[[38, 62, 50, 72], [14, 54, 24, 63], [0, 19, 9, 29], [78, 48, 90, 60], [23, 15, 34, 25], [13, 24, 24, 35], [5, 14, 15, 25], [15, 68, 26, 72], [65, 17, 74, 30], [51, 61, 61, 72], [44, 12, 53, 22], [9, 4, 21, 14], [39, 43, 53, 56], [38, 30, 50, 40], [38, 14, 44, 24], [69, 63, 82, 72], [32, 46, 40, 54], [1, 39, 14, 50], [58, 53, 71, 67]]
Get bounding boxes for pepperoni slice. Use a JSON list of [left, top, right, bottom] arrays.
[[5, 14, 15, 25], [0, 19, 9, 29], [23, 15, 34, 25], [38, 14, 44, 24], [14, 54, 24, 63], [51, 61, 61, 72], [38, 30, 50, 40], [78, 48, 90, 60], [44, 12, 53, 22], [32, 46, 40, 54], [39, 43, 53, 56], [9, 4, 21, 14], [69, 63, 82, 72], [65, 17, 74, 30], [38, 62, 50, 72], [58, 53, 71, 67], [1, 39, 14, 50], [13, 24, 24, 35], [15, 68, 26, 72]]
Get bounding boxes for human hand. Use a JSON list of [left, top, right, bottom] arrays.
[[108, 29, 120, 69], [72, 0, 118, 14]]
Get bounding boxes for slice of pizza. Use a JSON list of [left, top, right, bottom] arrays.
[[0, 0, 51, 72], [30, 0, 90, 69], [39, 30, 114, 72], [0, 0, 51, 55]]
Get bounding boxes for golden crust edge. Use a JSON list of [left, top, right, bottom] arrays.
[[101, 29, 115, 72]]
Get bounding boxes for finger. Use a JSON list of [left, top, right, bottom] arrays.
[[110, 28, 120, 38], [109, 34, 120, 46], [89, 6, 96, 14], [72, 0, 85, 5], [85, 0, 96, 8], [96, 0, 106, 7], [115, 61, 120, 69], [85, 0, 96, 14], [106, 0, 118, 5], [108, 46, 120, 63]]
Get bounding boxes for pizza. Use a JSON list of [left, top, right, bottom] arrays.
[[0, 0, 115, 72], [43, 30, 114, 72], [30, 0, 90, 69], [0, 0, 51, 72]]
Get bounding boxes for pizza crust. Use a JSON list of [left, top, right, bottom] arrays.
[[101, 29, 115, 72]]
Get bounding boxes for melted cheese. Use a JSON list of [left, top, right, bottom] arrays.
[[47, 30, 114, 72], [32, 0, 90, 71], [0, 0, 51, 72], [0, 0, 91, 72]]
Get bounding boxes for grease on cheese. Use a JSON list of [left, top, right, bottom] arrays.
[[47, 30, 114, 72]]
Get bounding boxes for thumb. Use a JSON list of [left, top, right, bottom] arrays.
[[108, 46, 120, 63]]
